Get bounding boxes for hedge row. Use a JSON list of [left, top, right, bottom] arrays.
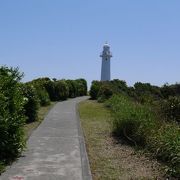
[[90, 80, 180, 102], [24, 78, 87, 123], [0, 66, 87, 162], [90, 80, 180, 123], [0, 67, 26, 162], [90, 80, 129, 101]]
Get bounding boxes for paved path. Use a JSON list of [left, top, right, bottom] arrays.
[[1, 97, 91, 180]]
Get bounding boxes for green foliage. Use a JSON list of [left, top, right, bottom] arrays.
[[90, 79, 131, 101], [148, 124, 180, 176], [160, 96, 180, 123], [43, 79, 56, 101], [0, 66, 88, 168], [35, 85, 50, 106], [54, 80, 69, 100], [0, 66, 26, 162], [90, 79, 180, 176], [27, 78, 51, 106], [111, 79, 128, 94], [21, 84, 40, 123], [161, 84, 176, 99], [66, 80, 78, 98], [27, 77, 87, 101], [133, 82, 162, 103], [107, 94, 180, 176], [75, 79, 87, 96], [161, 83, 180, 99], [107, 95, 157, 145], [97, 83, 113, 102], [90, 81, 101, 99]]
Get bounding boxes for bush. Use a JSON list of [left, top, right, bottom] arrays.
[[27, 78, 88, 103], [107, 95, 157, 145], [133, 82, 162, 103], [97, 83, 113, 102], [21, 84, 39, 123], [36, 86, 50, 106], [54, 80, 69, 100], [0, 66, 26, 162], [107, 94, 180, 176], [75, 79, 87, 96], [90, 81, 101, 99], [43, 79, 56, 101], [90, 79, 130, 100], [66, 80, 78, 98], [161, 83, 180, 98], [27, 78, 51, 106], [111, 79, 128, 93], [148, 124, 180, 176], [160, 96, 180, 123]]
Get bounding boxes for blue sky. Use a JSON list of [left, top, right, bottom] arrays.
[[0, 0, 180, 87]]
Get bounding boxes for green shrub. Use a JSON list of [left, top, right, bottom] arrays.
[[90, 81, 101, 99], [44, 80, 56, 101], [0, 66, 26, 162], [36, 86, 50, 106], [90, 79, 130, 100], [111, 79, 128, 93], [66, 80, 78, 98], [148, 124, 180, 175], [161, 83, 180, 98], [27, 78, 87, 102], [27, 79, 51, 106], [97, 83, 113, 102], [75, 79, 87, 96], [160, 96, 180, 123], [55, 80, 69, 100], [107, 94, 180, 176], [133, 82, 162, 103], [107, 95, 157, 145], [21, 84, 39, 123]]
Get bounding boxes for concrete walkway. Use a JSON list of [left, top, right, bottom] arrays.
[[1, 97, 92, 180]]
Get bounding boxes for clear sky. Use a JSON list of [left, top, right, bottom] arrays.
[[0, 0, 180, 87]]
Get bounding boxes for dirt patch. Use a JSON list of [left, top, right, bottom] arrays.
[[104, 135, 166, 179]]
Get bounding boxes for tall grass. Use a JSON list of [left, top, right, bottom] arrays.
[[107, 94, 180, 177]]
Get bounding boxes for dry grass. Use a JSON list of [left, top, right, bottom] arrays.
[[79, 100, 165, 180]]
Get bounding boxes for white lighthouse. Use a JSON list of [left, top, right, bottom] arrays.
[[100, 42, 112, 81]]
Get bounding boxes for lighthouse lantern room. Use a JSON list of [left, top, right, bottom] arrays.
[[100, 42, 112, 81]]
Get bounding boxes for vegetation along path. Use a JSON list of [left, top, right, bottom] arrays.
[[1, 97, 91, 180], [79, 100, 166, 180]]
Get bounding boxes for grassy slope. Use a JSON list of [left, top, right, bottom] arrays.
[[79, 100, 165, 180], [0, 102, 56, 174]]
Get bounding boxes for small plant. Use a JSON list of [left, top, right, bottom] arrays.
[[21, 84, 40, 123]]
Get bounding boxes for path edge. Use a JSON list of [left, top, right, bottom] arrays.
[[76, 101, 92, 180]]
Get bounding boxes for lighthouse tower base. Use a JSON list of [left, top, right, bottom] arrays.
[[101, 59, 110, 81]]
